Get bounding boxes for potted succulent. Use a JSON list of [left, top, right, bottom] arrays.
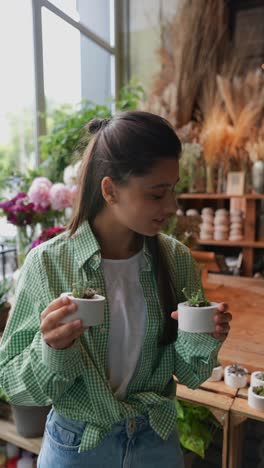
[[0, 278, 12, 332], [224, 364, 248, 388], [178, 288, 219, 333], [251, 371, 264, 387], [60, 282, 105, 327], [248, 385, 264, 411], [207, 360, 223, 382]]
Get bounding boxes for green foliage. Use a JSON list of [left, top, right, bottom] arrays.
[[175, 399, 220, 458], [38, 101, 111, 182], [253, 386, 264, 396], [38, 79, 145, 183], [0, 278, 12, 307], [115, 79, 145, 111], [0, 386, 9, 402], [162, 214, 200, 248], [182, 288, 210, 307]]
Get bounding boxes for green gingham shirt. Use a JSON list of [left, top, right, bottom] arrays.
[[0, 221, 221, 452]]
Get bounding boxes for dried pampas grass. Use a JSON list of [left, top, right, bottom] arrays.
[[200, 105, 230, 165], [140, 0, 230, 128]]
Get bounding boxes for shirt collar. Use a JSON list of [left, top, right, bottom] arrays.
[[71, 219, 152, 271], [71, 220, 101, 270]]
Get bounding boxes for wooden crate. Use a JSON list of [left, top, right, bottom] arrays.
[[228, 386, 264, 468]]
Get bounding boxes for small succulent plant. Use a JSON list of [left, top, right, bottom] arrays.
[[182, 287, 210, 307], [227, 364, 247, 377], [72, 282, 99, 299], [255, 372, 264, 381], [253, 386, 264, 396]]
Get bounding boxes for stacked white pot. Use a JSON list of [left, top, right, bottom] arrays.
[[199, 207, 214, 240], [229, 209, 244, 241], [214, 209, 229, 241]]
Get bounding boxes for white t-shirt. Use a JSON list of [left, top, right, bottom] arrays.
[[101, 249, 147, 399]]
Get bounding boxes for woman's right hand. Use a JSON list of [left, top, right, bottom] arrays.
[[40, 295, 87, 349]]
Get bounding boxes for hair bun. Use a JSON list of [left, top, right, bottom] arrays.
[[87, 118, 110, 135]]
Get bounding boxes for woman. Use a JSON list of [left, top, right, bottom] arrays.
[[0, 111, 231, 467]]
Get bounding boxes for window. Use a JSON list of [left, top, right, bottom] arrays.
[[0, 0, 35, 174]]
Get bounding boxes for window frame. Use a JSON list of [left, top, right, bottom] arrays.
[[31, 0, 123, 163]]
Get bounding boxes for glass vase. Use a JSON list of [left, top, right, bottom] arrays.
[[206, 165, 215, 193], [16, 226, 31, 268]]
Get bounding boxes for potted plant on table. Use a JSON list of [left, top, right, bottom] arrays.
[[207, 359, 223, 382], [60, 282, 105, 327], [251, 371, 264, 387], [178, 288, 219, 333], [248, 385, 264, 411], [224, 364, 248, 388]]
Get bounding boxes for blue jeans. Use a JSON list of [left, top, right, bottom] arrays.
[[37, 408, 184, 467]]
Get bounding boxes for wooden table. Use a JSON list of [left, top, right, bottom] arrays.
[[205, 274, 264, 373], [204, 274, 264, 467]]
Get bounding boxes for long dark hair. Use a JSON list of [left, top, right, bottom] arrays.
[[69, 111, 182, 345]]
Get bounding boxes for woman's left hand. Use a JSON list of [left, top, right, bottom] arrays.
[[171, 302, 232, 341], [211, 303, 232, 341]]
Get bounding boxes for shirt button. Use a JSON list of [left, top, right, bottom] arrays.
[[100, 327, 107, 333]]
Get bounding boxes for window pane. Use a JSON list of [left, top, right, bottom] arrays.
[[0, 0, 35, 175], [42, 7, 114, 111], [48, 0, 114, 45]]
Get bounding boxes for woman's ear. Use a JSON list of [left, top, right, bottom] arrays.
[[101, 176, 118, 205]]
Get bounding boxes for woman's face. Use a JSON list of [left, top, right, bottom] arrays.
[[104, 159, 180, 236]]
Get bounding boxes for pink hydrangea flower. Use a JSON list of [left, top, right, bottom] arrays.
[[28, 177, 52, 209], [70, 185, 78, 203], [50, 183, 72, 211]]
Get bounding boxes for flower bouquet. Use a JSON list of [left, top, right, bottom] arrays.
[[0, 177, 75, 266]]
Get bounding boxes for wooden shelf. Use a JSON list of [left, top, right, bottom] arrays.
[[198, 240, 264, 248], [178, 193, 264, 276], [0, 419, 42, 454], [177, 193, 264, 199]]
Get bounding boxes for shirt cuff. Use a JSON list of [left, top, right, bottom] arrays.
[[42, 337, 82, 374], [177, 330, 222, 361]]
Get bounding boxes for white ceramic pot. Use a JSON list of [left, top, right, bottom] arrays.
[[224, 365, 248, 388], [248, 386, 264, 411], [251, 371, 264, 388], [60, 293, 105, 327], [207, 365, 223, 382], [178, 302, 218, 333]]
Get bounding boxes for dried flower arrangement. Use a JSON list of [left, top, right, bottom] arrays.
[[138, 0, 264, 190], [139, 0, 229, 128]]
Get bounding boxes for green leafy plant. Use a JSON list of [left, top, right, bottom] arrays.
[[253, 386, 264, 396], [0, 386, 9, 403], [114, 79, 145, 111], [175, 399, 220, 458], [0, 278, 12, 308], [182, 288, 210, 307], [162, 214, 200, 248], [72, 282, 99, 299], [38, 80, 145, 183]]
